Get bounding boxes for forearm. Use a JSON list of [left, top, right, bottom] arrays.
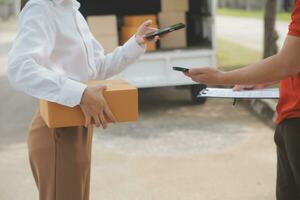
[[220, 54, 297, 85], [220, 36, 300, 85], [97, 36, 145, 79], [263, 80, 279, 87]]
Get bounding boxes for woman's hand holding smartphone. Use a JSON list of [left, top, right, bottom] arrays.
[[135, 20, 160, 45], [135, 21, 185, 46]]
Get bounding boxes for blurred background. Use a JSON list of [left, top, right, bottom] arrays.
[[0, 0, 292, 199]]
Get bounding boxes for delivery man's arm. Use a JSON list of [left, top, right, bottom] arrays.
[[184, 35, 300, 85]]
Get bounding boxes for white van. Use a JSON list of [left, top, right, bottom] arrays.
[[82, 0, 216, 103]]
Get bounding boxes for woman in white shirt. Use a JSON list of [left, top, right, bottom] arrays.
[[8, 0, 159, 199]]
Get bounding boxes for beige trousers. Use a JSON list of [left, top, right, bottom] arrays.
[[27, 110, 94, 200]]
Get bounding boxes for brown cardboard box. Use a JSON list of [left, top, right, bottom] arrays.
[[123, 15, 158, 27], [121, 26, 157, 52], [161, 0, 188, 12], [121, 26, 137, 44], [122, 15, 158, 52], [158, 12, 187, 49], [40, 80, 138, 128], [93, 34, 119, 53], [146, 42, 157, 52], [87, 15, 118, 36]]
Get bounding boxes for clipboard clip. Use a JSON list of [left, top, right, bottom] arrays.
[[199, 88, 209, 96]]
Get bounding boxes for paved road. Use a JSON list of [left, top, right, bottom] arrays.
[[216, 16, 290, 51], [0, 86, 276, 200], [0, 19, 17, 76]]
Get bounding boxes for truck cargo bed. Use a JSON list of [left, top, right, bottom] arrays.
[[112, 48, 216, 88]]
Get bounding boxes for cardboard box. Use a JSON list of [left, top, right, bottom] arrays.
[[121, 26, 137, 44], [124, 15, 158, 27], [161, 0, 188, 12], [121, 26, 157, 52], [158, 12, 187, 49], [146, 42, 157, 52], [93, 34, 119, 53], [40, 80, 138, 128], [87, 15, 118, 36]]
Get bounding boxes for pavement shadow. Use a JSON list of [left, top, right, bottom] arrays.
[[139, 87, 195, 113]]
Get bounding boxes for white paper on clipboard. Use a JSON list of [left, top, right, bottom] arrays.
[[198, 88, 279, 99]]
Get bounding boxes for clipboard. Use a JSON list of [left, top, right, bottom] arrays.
[[198, 88, 279, 105]]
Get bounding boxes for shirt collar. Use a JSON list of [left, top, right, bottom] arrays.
[[72, 0, 81, 9], [52, 0, 81, 9], [52, 0, 64, 4]]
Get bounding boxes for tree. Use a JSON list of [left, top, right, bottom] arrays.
[[264, 0, 279, 59]]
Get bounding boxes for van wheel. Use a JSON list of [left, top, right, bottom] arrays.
[[190, 84, 207, 104]]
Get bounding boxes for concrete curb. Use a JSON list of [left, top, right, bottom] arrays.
[[241, 99, 277, 129]]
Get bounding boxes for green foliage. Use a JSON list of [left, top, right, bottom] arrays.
[[0, 0, 14, 5], [217, 8, 291, 22], [217, 38, 261, 71]]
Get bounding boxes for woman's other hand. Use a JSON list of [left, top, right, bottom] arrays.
[[80, 84, 116, 129], [135, 20, 160, 45]]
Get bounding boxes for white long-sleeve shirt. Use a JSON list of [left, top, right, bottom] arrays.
[[8, 0, 145, 107]]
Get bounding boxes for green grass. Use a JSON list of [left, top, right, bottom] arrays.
[[217, 8, 291, 21], [0, 0, 14, 4], [217, 39, 280, 88], [217, 38, 262, 71]]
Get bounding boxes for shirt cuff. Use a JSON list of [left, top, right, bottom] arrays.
[[122, 35, 146, 59], [58, 79, 87, 107]]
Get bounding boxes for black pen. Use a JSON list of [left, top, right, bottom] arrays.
[[233, 98, 237, 106]]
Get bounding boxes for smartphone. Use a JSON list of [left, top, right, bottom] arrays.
[[173, 66, 189, 73], [145, 23, 186, 40]]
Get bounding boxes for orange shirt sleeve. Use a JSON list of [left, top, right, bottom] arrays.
[[289, 0, 300, 37]]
